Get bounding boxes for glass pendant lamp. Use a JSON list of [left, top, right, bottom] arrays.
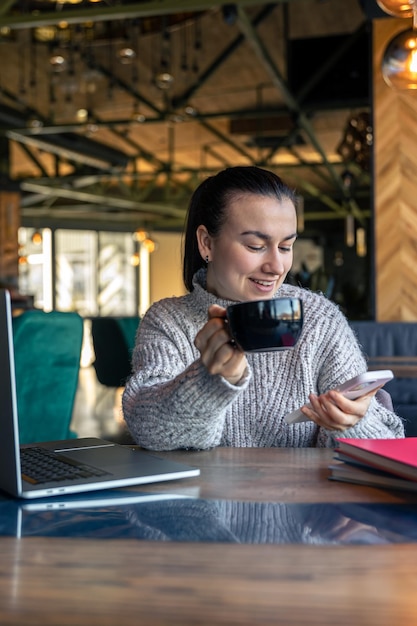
[[382, 2, 417, 89], [377, 0, 414, 18]]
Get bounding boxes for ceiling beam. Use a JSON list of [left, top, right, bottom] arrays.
[[20, 181, 186, 218], [7, 130, 130, 170], [6, 101, 365, 136], [0, 0, 15, 18], [16, 142, 49, 178], [0, 1, 293, 29], [2, 1, 370, 230], [235, 5, 366, 225], [171, 4, 276, 111]]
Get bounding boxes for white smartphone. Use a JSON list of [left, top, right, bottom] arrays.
[[284, 370, 394, 425]]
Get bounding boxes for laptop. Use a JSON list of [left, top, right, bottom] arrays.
[[0, 289, 200, 499]]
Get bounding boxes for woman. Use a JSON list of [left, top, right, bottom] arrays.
[[122, 166, 404, 450]]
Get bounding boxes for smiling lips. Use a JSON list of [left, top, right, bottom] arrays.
[[250, 278, 276, 290]]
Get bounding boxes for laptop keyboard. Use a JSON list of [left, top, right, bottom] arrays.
[[20, 446, 111, 485]]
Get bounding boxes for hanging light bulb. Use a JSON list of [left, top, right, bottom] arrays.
[[382, 2, 417, 88], [376, 0, 414, 18], [130, 252, 140, 266], [143, 238, 157, 253], [117, 47, 136, 65], [27, 116, 43, 129], [49, 54, 66, 72], [155, 72, 174, 90], [76, 108, 89, 122], [133, 228, 148, 242], [131, 108, 146, 123], [31, 230, 42, 245], [382, 30, 417, 88]]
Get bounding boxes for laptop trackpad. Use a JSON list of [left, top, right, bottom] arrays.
[[58, 445, 182, 474]]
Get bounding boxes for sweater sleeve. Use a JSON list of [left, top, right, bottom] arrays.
[[303, 299, 406, 446], [122, 300, 250, 450]]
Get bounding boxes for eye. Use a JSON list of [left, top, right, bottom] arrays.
[[279, 245, 293, 253], [247, 244, 265, 251]]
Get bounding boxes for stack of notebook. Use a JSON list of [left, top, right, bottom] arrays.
[[329, 437, 417, 492]]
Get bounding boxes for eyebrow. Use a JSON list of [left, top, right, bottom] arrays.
[[240, 230, 298, 241]]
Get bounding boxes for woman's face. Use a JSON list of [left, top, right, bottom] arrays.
[[198, 192, 297, 302]]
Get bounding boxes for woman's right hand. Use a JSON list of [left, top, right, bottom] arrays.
[[194, 304, 248, 385]]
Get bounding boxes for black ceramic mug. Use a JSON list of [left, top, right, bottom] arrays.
[[226, 297, 303, 353]]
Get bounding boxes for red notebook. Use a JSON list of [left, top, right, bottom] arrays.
[[335, 438, 417, 483]]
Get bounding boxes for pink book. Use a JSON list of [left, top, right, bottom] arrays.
[[335, 438, 417, 482]]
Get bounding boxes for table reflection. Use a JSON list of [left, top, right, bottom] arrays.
[[1, 491, 416, 545]]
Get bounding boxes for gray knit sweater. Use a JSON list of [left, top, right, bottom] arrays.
[[122, 269, 404, 449]]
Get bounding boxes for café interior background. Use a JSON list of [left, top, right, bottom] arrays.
[[0, 0, 410, 321]]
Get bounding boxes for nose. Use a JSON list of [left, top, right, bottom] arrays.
[[261, 248, 286, 275]]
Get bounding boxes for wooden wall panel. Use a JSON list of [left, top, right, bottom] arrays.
[[373, 19, 417, 320], [0, 191, 20, 287]]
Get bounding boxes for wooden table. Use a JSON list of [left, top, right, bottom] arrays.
[[1, 447, 417, 626]]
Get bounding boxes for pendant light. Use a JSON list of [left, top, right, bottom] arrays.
[[376, 0, 414, 18], [382, 3, 417, 89]]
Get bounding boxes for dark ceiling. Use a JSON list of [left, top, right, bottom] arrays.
[[0, 0, 385, 234]]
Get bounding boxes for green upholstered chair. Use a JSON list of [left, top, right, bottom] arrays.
[[12, 309, 84, 444]]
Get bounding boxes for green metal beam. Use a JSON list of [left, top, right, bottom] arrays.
[[235, 5, 366, 225], [0, 1, 292, 30], [0, 0, 16, 19], [171, 4, 276, 111], [20, 181, 187, 218]]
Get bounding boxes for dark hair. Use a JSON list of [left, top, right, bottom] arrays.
[[182, 166, 297, 291]]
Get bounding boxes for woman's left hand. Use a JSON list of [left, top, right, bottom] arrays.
[[301, 389, 378, 431]]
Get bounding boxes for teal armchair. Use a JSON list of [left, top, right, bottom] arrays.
[[12, 309, 84, 444]]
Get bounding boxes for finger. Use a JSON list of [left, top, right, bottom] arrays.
[[207, 305, 238, 347], [205, 341, 241, 374], [307, 393, 362, 431], [194, 316, 225, 352], [194, 310, 246, 383], [197, 321, 237, 369], [205, 343, 247, 385], [326, 391, 373, 419], [208, 304, 227, 320]]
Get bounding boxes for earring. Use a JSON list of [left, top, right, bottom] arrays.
[[205, 255, 209, 264]]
